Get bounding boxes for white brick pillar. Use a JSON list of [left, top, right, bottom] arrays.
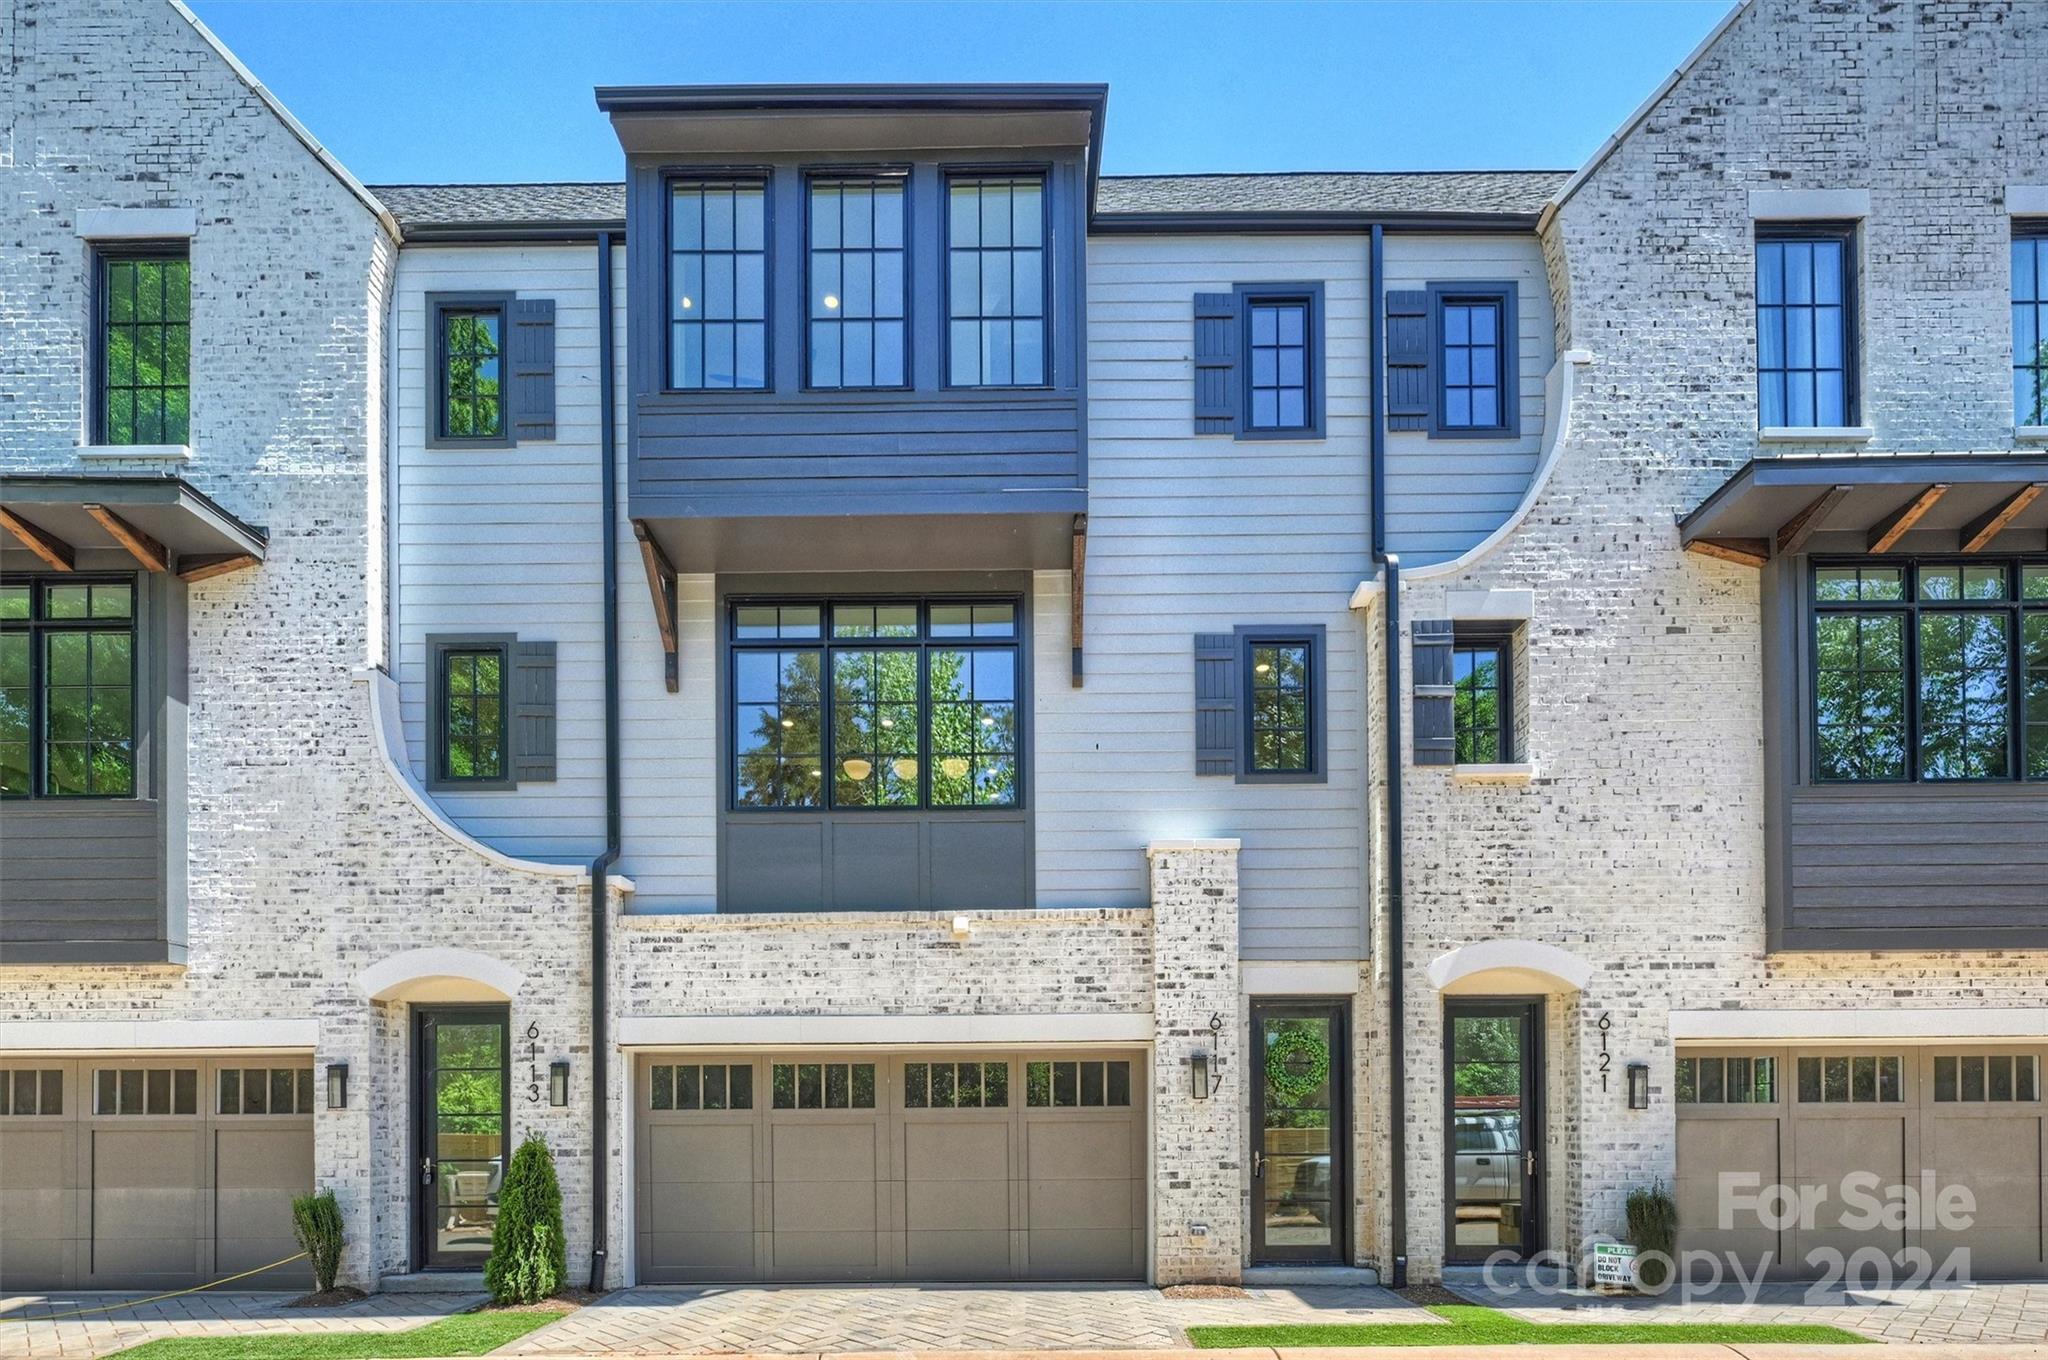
[[1147, 838, 1242, 1284]]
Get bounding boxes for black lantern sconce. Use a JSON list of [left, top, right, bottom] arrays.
[[550, 1060, 570, 1108], [1626, 1061, 1650, 1111], [1190, 1051, 1211, 1100], [325, 1062, 349, 1110]]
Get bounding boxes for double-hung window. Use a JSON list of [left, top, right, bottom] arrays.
[[946, 175, 1047, 387], [0, 578, 136, 799], [2015, 224, 2048, 427], [1240, 285, 1324, 437], [1811, 558, 2048, 782], [97, 248, 190, 446], [1430, 285, 1515, 437], [1757, 225, 1857, 428], [668, 178, 768, 390], [731, 600, 1020, 811], [1231, 625, 1326, 783], [1453, 630, 1513, 764], [430, 637, 510, 789], [808, 176, 908, 389]]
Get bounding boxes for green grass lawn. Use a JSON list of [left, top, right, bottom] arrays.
[[1186, 1303, 1873, 1348], [112, 1309, 566, 1359]]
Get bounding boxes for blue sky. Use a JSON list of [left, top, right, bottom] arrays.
[[187, 1, 1733, 186]]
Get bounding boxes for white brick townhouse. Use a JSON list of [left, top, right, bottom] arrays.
[[2, 0, 2045, 1294]]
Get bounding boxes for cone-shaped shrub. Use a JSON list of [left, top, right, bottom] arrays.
[[291, 1189, 345, 1293], [1625, 1181, 1679, 1288], [486, 1135, 566, 1304]]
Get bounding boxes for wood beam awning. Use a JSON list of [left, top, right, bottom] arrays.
[[1680, 455, 2048, 566], [0, 474, 267, 579]]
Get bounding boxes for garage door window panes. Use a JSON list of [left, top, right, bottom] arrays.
[[650, 1063, 753, 1111], [1795, 1055, 1903, 1103], [95, 1067, 197, 1115], [1933, 1055, 2039, 1102], [1025, 1060, 1131, 1108], [772, 1061, 876, 1110], [905, 1061, 1009, 1108], [0, 1069, 62, 1116], [218, 1068, 314, 1115], [1676, 1056, 1777, 1104]]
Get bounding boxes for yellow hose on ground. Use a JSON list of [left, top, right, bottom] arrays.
[[1, 1252, 312, 1322]]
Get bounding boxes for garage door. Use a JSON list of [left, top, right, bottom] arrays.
[[0, 1058, 315, 1291], [1676, 1045, 2047, 1279], [635, 1051, 1145, 1283]]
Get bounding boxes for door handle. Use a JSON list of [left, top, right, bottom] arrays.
[[1523, 1149, 1537, 1177], [1252, 1150, 1264, 1178], [421, 1155, 435, 1185], [1474, 1157, 1491, 1165]]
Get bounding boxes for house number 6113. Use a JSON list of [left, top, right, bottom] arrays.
[[1597, 1012, 1613, 1092], [525, 1021, 544, 1104]]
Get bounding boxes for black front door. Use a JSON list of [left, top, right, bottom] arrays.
[[414, 1005, 509, 1270], [1250, 1000, 1349, 1263], [1444, 998, 1543, 1263]]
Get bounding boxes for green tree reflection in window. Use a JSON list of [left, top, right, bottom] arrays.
[[1249, 643, 1310, 773], [101, 254, 190, 446], [440, 649, 505, 782], [441, 309, 504, 439]]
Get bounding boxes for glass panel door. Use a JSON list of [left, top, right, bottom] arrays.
[[417, 1007, 508, 1269], [1445, 1000, 1542, 1262], [1251, 1002, 1347, 1263]]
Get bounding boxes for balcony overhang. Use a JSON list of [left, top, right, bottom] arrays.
[[0, 473, 268, 579], [1678, 453, 2048, 565]]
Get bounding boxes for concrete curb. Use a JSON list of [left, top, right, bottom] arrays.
[[484, 1348, 2048, 1359]]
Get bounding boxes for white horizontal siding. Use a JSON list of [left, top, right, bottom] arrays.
[[1070, 235, 1371, 959], [1382, 233, 1554, 566], [391, 244, 611, 868]]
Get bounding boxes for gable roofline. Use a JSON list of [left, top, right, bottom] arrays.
[[1536, 0, 1757, 234], [169, 0, 401, 241]]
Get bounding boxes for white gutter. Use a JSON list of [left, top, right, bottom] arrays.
[[354, 667, 635, 890], [1535, 0, 1757, 237], [1349, 348, 1594, 609], [170, 0, 403, 243]]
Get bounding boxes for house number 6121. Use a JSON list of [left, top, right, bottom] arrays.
[[1597, 1012, 1613, 1092]]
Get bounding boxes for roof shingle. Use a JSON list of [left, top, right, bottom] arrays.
[[370, 169, 1569, 235]]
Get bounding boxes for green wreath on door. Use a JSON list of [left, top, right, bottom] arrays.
[[1264, 1027, 1331, 1103]]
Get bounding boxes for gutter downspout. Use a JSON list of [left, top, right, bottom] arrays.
[[588, 230, 622, 1292], [1367, 223, 1408, 1288]]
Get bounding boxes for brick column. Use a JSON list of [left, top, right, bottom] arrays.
[[1147, 839, 1242, 1284]]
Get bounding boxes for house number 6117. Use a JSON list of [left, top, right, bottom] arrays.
[[1597, 1012, 1613, 1092]]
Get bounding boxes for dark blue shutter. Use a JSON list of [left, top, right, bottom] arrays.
[[1386, 289, 1431, 432], [510, 640, 558, 782], [1194, 634, 1238, 775], [1193, 293, 1239, 434], [1411, 618, 1456, 766], [509, 298, 557, 442]]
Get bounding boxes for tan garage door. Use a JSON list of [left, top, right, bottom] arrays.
[[1676, 1046, 2047, 1280], [636, 1051, 1146, 1283], [0, 1058, 315, 1292]]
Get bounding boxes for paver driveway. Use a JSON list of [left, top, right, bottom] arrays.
[[1447, 1274, 2048, 1348], [0, 1290, 482, 1360], [501, 1284, 1428, 1354]]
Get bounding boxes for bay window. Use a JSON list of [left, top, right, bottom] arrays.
[[731, 599, 1020, 811], [1812, 558, 2048, 782]]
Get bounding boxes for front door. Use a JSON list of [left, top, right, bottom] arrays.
[[1444, 998, 1543, 1262], [414, 1006, 509, 1270], [1250, 1001, 1348, 1263]]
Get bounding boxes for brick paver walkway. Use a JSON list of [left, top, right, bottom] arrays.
[[501, 1284, 1429, 1354], [0, 1289, 482, 1359], [1448, 1274, 2048, 1347]]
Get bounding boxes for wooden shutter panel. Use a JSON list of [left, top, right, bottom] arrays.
[[1193, 293, 1239, 434], [1385, 289, 1431, 432], [510, 640, 558, 782], [1411, 618, 1456, 766], [1193, 633, 1238, 776], [509, 298, 557, 442]]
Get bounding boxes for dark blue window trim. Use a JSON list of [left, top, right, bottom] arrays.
[[661, 167, 775, 395], [1233, 282, 1326, 441], [1233, 623, 1327, 784], [1756, 220, 1859, 429], [1425, 281, 1519, 440]]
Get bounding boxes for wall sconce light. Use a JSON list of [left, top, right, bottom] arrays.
[[326, 1062, 349, 1110], [550, 1061, 571, 1108], [1190, 1051, 1214, 1101], [1626, 1061, 1650, 1111]]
